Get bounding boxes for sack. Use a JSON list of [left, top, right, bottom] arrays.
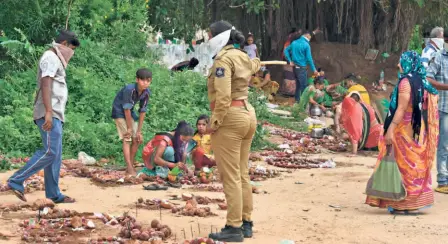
[[280, 65, 296, 96], [365, 146, 407, 201], [281, 79, 296, 96]]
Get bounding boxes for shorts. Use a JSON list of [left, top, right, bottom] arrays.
[[114, 118, 138, 142]]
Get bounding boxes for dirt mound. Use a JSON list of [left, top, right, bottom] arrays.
[[269, 42, 400, 86], [311, 42, 399, 83]]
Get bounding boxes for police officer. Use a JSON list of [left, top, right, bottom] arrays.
[[206, 21, 260, 242]]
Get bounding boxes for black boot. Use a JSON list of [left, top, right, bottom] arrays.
[[208, 225, 244, 242], [242, 220, 253, 238]]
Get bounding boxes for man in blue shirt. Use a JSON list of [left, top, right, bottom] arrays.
[[284, 31, 319, 102], [112, 68, 152, 176]]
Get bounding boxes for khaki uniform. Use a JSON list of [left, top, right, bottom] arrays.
[[208, 45, 260, 227]]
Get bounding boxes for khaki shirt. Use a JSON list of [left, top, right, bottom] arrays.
[[207, 45, 261, 130]]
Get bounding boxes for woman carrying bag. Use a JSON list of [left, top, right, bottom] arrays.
[[365, 51, 439, 215]]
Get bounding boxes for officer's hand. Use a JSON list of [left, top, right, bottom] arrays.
[[206, 124, 216, 134]]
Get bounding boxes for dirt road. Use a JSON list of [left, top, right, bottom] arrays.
[[1, 152, 447, 244]]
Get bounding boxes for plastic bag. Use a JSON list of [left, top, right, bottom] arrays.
[[365, 146, 406, 201]]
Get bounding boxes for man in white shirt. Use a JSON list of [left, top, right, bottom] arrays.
[[421, 27, 444, 68], [7, 30, 79, 203]]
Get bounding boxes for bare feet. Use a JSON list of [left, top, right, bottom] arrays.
[[126, 167, 137, 176]]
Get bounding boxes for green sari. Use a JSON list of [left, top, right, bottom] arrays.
[[297, 85, 326, 111]]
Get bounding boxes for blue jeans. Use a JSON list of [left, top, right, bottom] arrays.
[[293, 66, 307, 102], [437, 111, 448, 186], [8, 118, 65, 202]]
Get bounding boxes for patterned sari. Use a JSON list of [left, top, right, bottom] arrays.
[[365, 51, 439, 211], [365, 89, 438, 210]]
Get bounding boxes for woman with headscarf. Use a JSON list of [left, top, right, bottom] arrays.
[[365, 51, 439, 215], [340, 91, 382, 155], [206, 20, 260, 242]]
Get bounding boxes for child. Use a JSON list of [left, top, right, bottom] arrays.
[[111, 68, 152, 176], [243, 33, 259, 59], [191, 115, 216, 173]]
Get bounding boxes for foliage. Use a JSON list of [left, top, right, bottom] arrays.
[[0, 37, 210, 160], [230, 0, 280, 14], [146, 0, 207, 41], [0, 158, 24, 172], [420, 0, 448, 31], [0, 29, 46, 76], [70, 0, 149, 57], [0, 0, 327, 164], [408, 25, 423, 55], [0, 0, 66, 45]]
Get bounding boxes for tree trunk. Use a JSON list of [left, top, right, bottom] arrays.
[[211, 0, 423, 59]]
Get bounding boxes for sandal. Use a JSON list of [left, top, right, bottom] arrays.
[[11, 189, 27, 202], [165, 182, 182, 189], [143, 184, 168, 191], [388, 207, 420, 216], [435, 185, 448, 194], [53, 196, 76, 204]]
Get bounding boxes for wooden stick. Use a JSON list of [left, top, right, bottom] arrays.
[[190, 224, 193, 238], [182, 228, 186, 239], [198, 223, 201, 235], [260, 61, 287, 66], [65, 0, 74, 30], [159, 205, 162, 220]]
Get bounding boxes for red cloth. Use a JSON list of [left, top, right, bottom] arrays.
[[341, 97, 382, 148], [142, 134, 173, 167], [192, 147, 216, 170], [364, 104, 382, 148], [341, 97, 363, 144]]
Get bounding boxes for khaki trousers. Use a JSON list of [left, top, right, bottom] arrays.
[[211, 104, 257, 227]]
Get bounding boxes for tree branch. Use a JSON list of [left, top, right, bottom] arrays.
[[229, 3, 245, 8], [65, 0, 74, 30]]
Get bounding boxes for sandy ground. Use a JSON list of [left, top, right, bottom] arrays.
[[1, 151, 448, 244]]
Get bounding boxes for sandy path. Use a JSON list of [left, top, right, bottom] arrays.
[[1, 153, 448, 244]]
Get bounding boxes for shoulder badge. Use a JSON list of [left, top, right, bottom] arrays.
[[215, 67, 225, 78]]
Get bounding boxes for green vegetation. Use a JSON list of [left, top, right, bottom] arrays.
[[408, 25, 424, 55], [0, 0, 300, 163]]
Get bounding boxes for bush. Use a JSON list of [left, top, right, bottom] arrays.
[[0, 0, 299, 163], [408, 25, 423, 55]]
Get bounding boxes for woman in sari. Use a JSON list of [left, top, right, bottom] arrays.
[[141, 121, 195, 177], [365, 51, 439, 214], [297, 77, 327, 112], [340, 91, 382, 155], [280, 29, 302, 97]]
